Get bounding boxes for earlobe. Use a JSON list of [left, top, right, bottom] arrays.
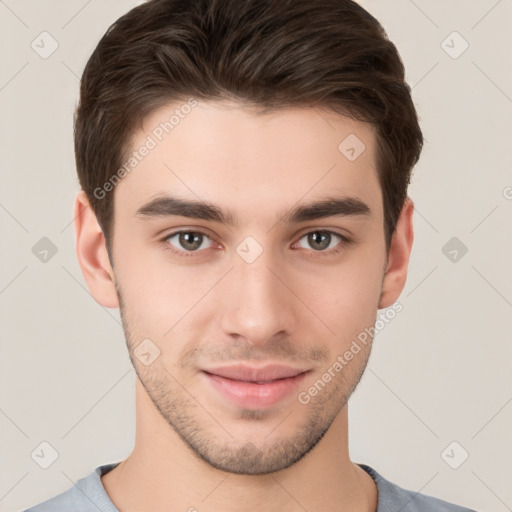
[[74, 191, 119, 308], [378, 197, 414, 309]]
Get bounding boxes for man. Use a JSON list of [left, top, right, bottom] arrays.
[[23, 0, 477, 510]]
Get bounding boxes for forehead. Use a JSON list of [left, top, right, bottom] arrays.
[[115, 99, 381, 223]]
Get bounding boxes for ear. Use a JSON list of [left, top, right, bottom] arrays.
[[74, 191, 119, 308], [378, 197, 414, 309]]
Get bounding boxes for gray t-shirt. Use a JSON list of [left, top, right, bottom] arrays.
[[22, 461, 477, 511]]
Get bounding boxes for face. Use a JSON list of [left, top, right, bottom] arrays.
[[106, 100, 390, 474]]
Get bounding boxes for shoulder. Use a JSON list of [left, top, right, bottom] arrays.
[[22, 485, 81, 512], [21, 462, 121, 512], [358, 463, 478, 512]]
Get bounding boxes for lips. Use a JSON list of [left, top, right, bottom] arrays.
[[201, 364, 311, 409], [202, 364, 308, 382]]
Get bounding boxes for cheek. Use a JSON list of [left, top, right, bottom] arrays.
[[114, 245, 222, 340], [113, 222, 385, 346], [301, 250, 384, 341], [113, 244, 168, 334]]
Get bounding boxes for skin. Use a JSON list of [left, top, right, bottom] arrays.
[[74, 99, 414, 512]]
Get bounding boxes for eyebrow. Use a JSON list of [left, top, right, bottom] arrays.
[[135, 194, 371, 226]]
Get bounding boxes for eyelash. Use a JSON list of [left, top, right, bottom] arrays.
[[161, 229, 351, 258]]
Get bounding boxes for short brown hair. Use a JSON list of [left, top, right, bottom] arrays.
[[74, 0, 423, 252]]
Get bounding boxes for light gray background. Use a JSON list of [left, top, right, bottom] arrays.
[[1, 1, 511, 511]]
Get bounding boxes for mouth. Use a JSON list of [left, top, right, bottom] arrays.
[[201, 364, 311, 409]]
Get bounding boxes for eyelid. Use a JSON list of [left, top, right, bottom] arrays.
[[162, 227, 351, 256], [293, 229, 350, 255], [295, 225, 351, 240], [162, 228, 218, 255]]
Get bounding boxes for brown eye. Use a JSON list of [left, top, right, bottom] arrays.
[[297, 231, 341, 251], [165, 231, 212, 252]]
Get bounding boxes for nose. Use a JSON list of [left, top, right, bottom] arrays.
[[218, 249, 298, 346]]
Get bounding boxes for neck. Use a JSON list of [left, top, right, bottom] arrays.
[[101, 378, 377, 512]]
